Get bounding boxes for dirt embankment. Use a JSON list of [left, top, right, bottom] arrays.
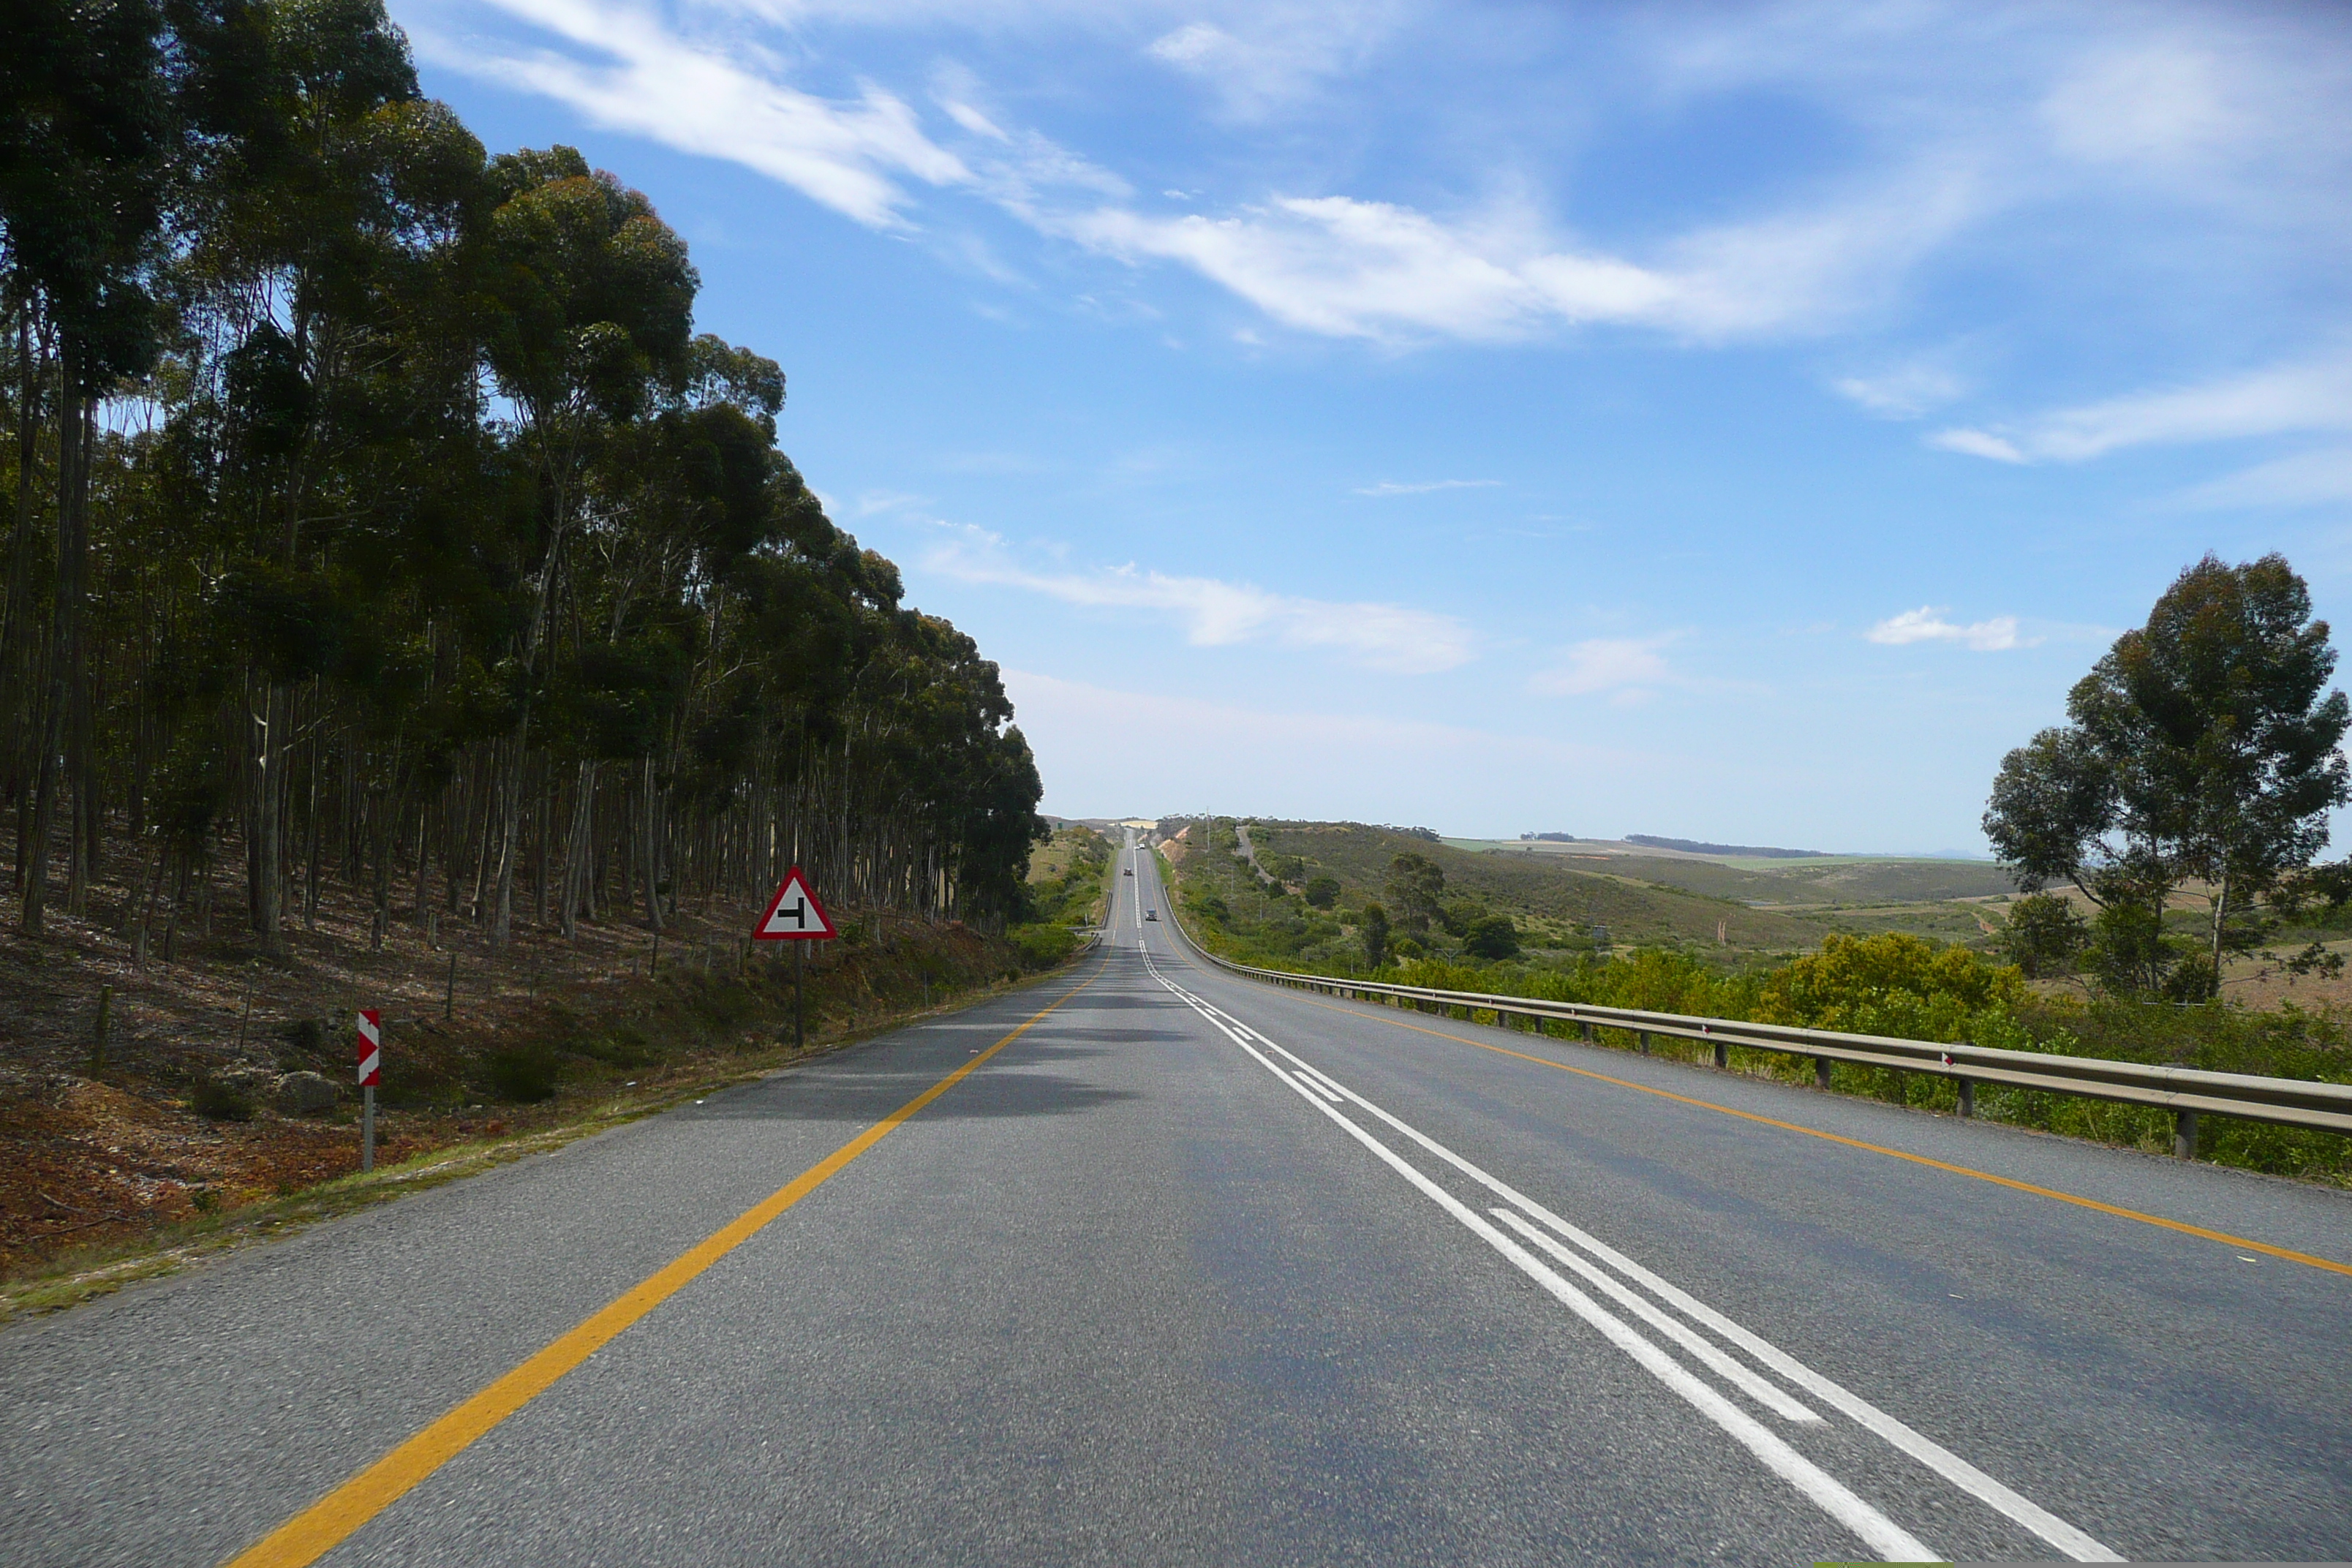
[[0, 845, 1030, 1287]]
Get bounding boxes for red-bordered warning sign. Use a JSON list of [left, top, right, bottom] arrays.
[[754, 867, 836, 941], [356, 1009, 382, 1086]]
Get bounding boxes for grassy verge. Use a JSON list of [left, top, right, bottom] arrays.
[[1154, 845, 2352, 1187]]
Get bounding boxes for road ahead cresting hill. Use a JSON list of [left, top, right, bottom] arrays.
[[6, 838, 2351, 1566]]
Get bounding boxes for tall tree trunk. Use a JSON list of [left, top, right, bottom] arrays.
[[250, 680, 286, 956], [4, 309, 45, 892], [559, 758, 595, 939], [21, 339, 83, 935]]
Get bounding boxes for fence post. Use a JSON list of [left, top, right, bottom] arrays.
[[2174, 1108, 2199, 1160]]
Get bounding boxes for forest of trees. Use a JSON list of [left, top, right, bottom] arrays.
[[0, 0, 1046, 962]]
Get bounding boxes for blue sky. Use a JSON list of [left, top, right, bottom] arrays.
[[390, 0, 2352, 853]]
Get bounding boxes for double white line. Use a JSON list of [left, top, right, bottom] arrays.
[[1137, 930, 2119, 1564]]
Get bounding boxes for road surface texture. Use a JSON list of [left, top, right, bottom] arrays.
[[5, 837, 2351, 1565]]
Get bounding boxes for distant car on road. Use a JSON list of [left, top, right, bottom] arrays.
[[1145, 911, 1158, 921], [1123, 868, 1134, 875]]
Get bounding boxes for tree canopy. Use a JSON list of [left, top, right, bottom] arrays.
[[0, 0, 1046, 955], [1983, 554, 2349, 997]]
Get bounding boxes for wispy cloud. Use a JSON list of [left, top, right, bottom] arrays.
[[1528, 637, 1674, 698], [1833, 361, 1967, 419], [1867, 607, 2027, 651], [1053, 170, 1975, 343], [1928, 428, 2026, 463], [2170, 448, 2352, 510], [1354, 478, 1501, 497], [923, 528, 1473, 674], [1931, 353, 2352, 464], [418, 0, 965, 227]]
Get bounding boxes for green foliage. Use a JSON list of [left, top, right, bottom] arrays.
[[1998, 893, 2089, 979], [1009, 923, 1078, 969], [1985, 554, 2352, 995], [1360, 902, 1389, 965], [1384, 852, 1445, 935], [1463, 914, 1520, 960], [0, 24, 1044, 953], [486, 1044, 560, 1103], [1760, 932, 2024, 1035], [1303, 875, 1339, 909]]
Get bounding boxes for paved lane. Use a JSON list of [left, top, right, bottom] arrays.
[[1131, 840, 2352, 1564], [4, 836, 2348, 1564]]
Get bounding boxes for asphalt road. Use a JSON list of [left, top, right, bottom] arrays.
[[6, 836, 2351, 1565]]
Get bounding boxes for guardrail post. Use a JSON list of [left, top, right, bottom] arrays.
[[1956, 1079, 1974, 1117], [1713, 1039, 1727, 1069], [1638, 1030, 1650, 1056], [1814, 1057, 1831, 1090], [1580, 1019, 1594, 1042], [2174, 1109, 2198, 1160]]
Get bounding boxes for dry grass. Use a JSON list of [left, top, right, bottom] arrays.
[[0, 836, 1034, 1300]]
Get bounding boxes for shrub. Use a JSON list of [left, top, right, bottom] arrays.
[[1009, 923, 1078, 968], [1463, 915, 1520, 960], [487, 1044, 561, 1103], [1999, 893, 2089, 978], [1303, 876, 1340, 909], [190, 1075, 255, 1121], [1760, 932, 2024, 1032]]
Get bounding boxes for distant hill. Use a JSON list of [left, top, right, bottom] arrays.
[[1627, 834, 1828, 859]]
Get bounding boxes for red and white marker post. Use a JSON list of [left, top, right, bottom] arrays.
[[753, 867, 835, 1051], [357, 1009, 382, 1172]]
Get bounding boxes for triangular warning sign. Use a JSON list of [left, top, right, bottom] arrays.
[[754, 867, 836, 940]]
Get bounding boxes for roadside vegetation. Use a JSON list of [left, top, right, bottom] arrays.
[[1, 0, 1067, 1305], [1151, 557, 2352, 1186], [1007, 823, 1113, 968], [1161, 832, 2352, 1183], [1, 909, 1083, 1319]]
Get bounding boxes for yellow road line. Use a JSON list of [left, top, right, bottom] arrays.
[[226, 960, 1107, 1568], [1281, 989, 2352, 1280]]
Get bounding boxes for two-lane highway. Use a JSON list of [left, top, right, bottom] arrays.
[[5, 834, 2350, 1564]]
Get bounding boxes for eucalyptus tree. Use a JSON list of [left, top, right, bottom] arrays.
[[1985, 554, 2350, 997], [0, 0, 176, 930], [478, 146, 694, 945]]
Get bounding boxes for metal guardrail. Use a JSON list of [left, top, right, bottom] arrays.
[[1145, 859, 2352, 1160]]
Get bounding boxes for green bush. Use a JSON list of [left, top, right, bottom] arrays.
[[1463, 915, 1520, 960], [487, 1044, 561, 1103], [1009, 923, 1078, 968], [189, 1075, 254, 1121]]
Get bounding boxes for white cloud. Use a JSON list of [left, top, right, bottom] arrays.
[[1052, 162, 1978, 344], [1148, 22, 1232, 67], [1834, 363, 1966, 418], [1931, 354, 2352, 464], [1529, 638, 1673, 698], [1354, 478, 1501, 497], [2171, 448, 2352, 511], [2041, 40, 2244, 170], [1867, 608, 2025, 652], [923, 532, 1473, 674], [1139, 4, 1418, 120], [422, 0, 966, 227], [1928, 428, 2026, 463]]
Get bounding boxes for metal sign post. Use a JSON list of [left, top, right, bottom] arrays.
[[356, 1009, 382, 1172], [753, 867, 837, 1052]]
